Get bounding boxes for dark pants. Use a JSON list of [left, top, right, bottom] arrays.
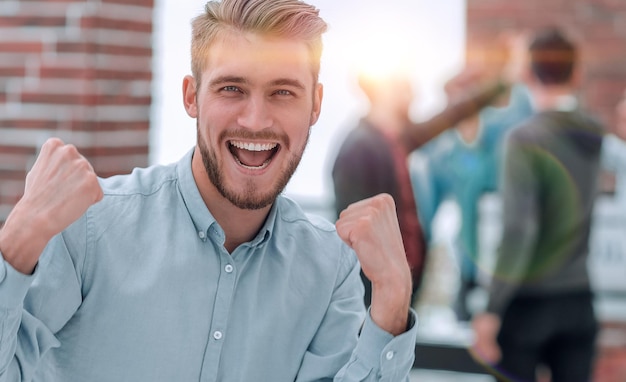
[[494, 291, 598, 382]]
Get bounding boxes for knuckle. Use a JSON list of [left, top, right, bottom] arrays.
[[76, 157, 92, 172], [379, 193, 395, 207], [39, 137, 64, 155], [44, 137, 64, 148], [62, 143, 79, 156]]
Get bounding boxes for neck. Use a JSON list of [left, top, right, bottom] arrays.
[[191, 147, 271, 253], [456, 115, 480, 144], [366, 107, 409, 136], [530, 83, 577, 111]]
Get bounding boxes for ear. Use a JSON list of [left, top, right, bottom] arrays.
[[183, 75, 198, 118], [310, 83, 323, 126]]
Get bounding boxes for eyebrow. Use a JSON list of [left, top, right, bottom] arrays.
[[269, 78, 306, 90], [209, 76, 305, 90], [209, 76, 247, 87]]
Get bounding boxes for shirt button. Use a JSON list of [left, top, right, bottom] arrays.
[[385, 351, 394, 360], [213, 331, 223, 340], [224, 264, 234, 273], [198, 231, 206, 240]]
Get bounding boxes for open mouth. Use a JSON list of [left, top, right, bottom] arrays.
[[228, 140, 280, 170]]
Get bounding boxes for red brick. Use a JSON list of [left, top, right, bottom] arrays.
[[103, 0, 153, 6], [38, 65, 151, 81], [0, 120, 59, 130], [18, 92, 150, 106], [38, 66, 90, 80], [0, 16, 67, 28], [0, 42, 43, 54], [0, 169, 31, 182], [18, 0, 81, 3], [56, 42, 151, 57], [67, 121, 149, 132], [19, 92, 94, 105], [95, 69, 152, 81], [80, 17, 152, 33], [81, 145, 149, 157], [0, 67, 27, 77]]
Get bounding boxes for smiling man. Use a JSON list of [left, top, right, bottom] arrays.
[[0, 1, 418, 381]]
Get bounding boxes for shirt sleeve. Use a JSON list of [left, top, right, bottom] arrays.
[[486, 130, 540, 316], [296, 245, 418, 382], [0, 256, 45, 381], [0, 223, 85, 381], [334, 309, 418, 382]]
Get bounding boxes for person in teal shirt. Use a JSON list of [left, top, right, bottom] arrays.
[[0, 1, 419, 380], [410, 82, 533, 321]]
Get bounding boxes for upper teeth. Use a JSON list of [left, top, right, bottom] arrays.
[[230, 141, 277, 152]]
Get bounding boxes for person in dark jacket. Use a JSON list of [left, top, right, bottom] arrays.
[[472, 28, 604, 382], [332, 64, 510, 307]]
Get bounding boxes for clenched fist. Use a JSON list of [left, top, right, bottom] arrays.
[[335, 193, 412, 335], [0, 138, 103, 274]]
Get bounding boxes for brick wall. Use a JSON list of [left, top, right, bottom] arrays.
[[466, 0, 626, 130], [0, 0, 154, 223]]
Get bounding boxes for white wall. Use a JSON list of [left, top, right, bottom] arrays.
[[150, 0, 466, 210]]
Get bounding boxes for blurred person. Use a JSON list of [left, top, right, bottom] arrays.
[[331, 61, 513, 308], [411, 75, 533, 322], [472, 28, 604, 382], [0, 1, 421, 380], [331, 70, 427, 308], [410, 34, 534, 321]]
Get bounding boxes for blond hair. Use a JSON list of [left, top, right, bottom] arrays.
[[191, 0, 327, 84]]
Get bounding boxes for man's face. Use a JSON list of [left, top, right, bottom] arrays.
[[183, 32, 322, 210]]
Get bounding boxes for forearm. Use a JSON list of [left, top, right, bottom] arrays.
[[0, 203, 52, 275], [402, 80, 509, 152], [369, 270, 412, 336]]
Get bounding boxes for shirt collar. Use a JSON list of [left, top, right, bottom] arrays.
[[176, 148, 221, 243], [530, 94, 579, 112], [176, 147, 274, 248], [554, 95, 578, 111]]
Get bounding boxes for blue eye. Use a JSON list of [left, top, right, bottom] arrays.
[[275, 89, 292, 96]]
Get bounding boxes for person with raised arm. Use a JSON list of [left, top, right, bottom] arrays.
[[0, 1, 416, 381]]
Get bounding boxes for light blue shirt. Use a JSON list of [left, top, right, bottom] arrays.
[[0, 149, 417, 382]]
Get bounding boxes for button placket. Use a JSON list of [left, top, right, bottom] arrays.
[[198, 250, 237, 380]]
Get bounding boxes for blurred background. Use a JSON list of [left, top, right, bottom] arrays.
[[1, 0, 626, 380]]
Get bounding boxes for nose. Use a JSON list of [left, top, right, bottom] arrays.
[[237, 94, 273, 131]]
